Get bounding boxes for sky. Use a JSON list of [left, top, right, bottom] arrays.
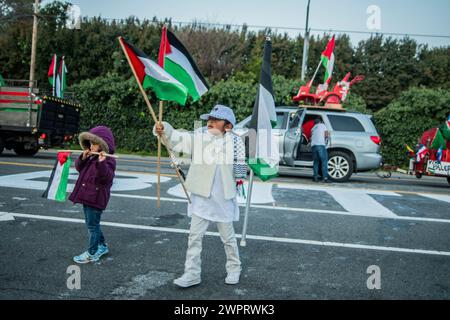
[[43, 0, 450, 47]]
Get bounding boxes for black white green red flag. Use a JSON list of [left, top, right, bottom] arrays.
[[247, 38, 280, 182], [158, 25, 208, 102], [42, 152, 72, 202], [55, 56, 67, 98], [119, 37, 188, 105], [321, 35, 335, 85], [48, 54, 57, 95]]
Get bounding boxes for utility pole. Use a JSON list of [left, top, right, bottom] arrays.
[[29, 0, 40, 88], [300, 0, 311, 82]]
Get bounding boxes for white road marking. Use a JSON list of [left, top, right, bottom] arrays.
[[111, 193, 450, 224], [277, 183, 400, 218], [420, 194, 450, 205], [0, 170, 172, 192], [0, 212, 15, 221], [5, 211, 450, 257]]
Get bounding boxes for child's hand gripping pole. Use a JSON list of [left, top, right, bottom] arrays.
[[155, 123, 191, 203]]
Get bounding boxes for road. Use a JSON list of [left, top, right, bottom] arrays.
[[0, 149, 449, 300]]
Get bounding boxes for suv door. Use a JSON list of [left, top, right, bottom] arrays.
[[283, 109, 305, 166]]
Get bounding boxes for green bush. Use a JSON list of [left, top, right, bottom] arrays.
[[374, 88, 450, 165]]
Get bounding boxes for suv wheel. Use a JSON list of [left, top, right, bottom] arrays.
[[327, 151, 354, 182]]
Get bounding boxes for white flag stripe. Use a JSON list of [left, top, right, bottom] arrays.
[[326, 53, 335, 79], [47, 163, 64, 200], [166, 46, 208, 96], [257, 85, 280, 167], [138, 56, 184, 86]]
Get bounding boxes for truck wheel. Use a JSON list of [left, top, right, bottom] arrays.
[[13, 143, 39, 157], [447, 177, 450, 185], [327, 151, 354, 182]]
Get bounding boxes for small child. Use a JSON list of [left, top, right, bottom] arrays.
[[154, 105, 247, 287], [69, 126, 116, 264]]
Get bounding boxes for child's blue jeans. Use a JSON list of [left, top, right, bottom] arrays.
[[83, 205, 105, 255]]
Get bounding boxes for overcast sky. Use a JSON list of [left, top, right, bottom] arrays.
[[43, 0, 450, 47]]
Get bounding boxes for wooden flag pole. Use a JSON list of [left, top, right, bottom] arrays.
[[118, 36, 191, 203], [57, 150, 119, 159], [157, 100, 163, 208]]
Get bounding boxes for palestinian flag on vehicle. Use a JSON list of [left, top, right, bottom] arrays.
[[48, 54, 57, 87], [158, 25, 208, 102], [247, 38, 280, 182], [431, 128, 447, 150], [56, 56, 68, 98], [119, 37, 188, 105], [442, 115, 450, 140], [321, 35, 335, 85], [42, 152, 72, 202]]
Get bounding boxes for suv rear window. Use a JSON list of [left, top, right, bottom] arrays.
[[328, 115, 365, 132]]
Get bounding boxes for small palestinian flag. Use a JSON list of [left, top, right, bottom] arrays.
[[159, 25, 209, 102], [431, 128, 447, 150], [48, 54, 57, 87], [42, 152, 72, 202], [119, 37, 188, 105], [442, 115, 450, 140], [321, 35, 335, 85]]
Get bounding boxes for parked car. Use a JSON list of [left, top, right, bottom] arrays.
[[234, 106, 382, 182]]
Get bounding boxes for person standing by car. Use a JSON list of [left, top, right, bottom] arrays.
[[311, 118, 330, 183]]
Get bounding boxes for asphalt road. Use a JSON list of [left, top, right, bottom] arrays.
[[1, 149, 449, 300]]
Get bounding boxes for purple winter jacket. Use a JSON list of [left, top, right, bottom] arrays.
[[69, 126, 116, 210]]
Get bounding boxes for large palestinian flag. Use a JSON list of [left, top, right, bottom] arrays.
[[42, 152, 72, 202], [158, 25, 208, 102], [119, 37, 188, 105], [247, 38, 280, 182], [48, 54, 57, 87], [321, 35, 335, 85]]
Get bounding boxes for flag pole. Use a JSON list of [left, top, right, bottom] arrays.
[[53, 55, 57, 96], [157, 100, 163, 208], [57, 150, 119, 158], [118, 36, 191, 203], [240, 170, 254, 247], [308, 59, 322, 87]]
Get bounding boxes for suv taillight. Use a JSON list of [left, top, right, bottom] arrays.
[[370, 136, 381, 145]]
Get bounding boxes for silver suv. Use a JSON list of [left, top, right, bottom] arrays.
[[234, 106, 382, 182]]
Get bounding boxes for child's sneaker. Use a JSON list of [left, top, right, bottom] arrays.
[[95, 244, 109, 259], [73, 251, 99, 264], [225, 272, 240, 285], [173, 273, 201, 288]]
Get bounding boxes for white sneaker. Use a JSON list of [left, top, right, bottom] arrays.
[[173, 273, 201, 288], [225, 272, 240, 285]]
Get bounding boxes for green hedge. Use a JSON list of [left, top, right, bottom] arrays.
[[374, 88, 450, 165]]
